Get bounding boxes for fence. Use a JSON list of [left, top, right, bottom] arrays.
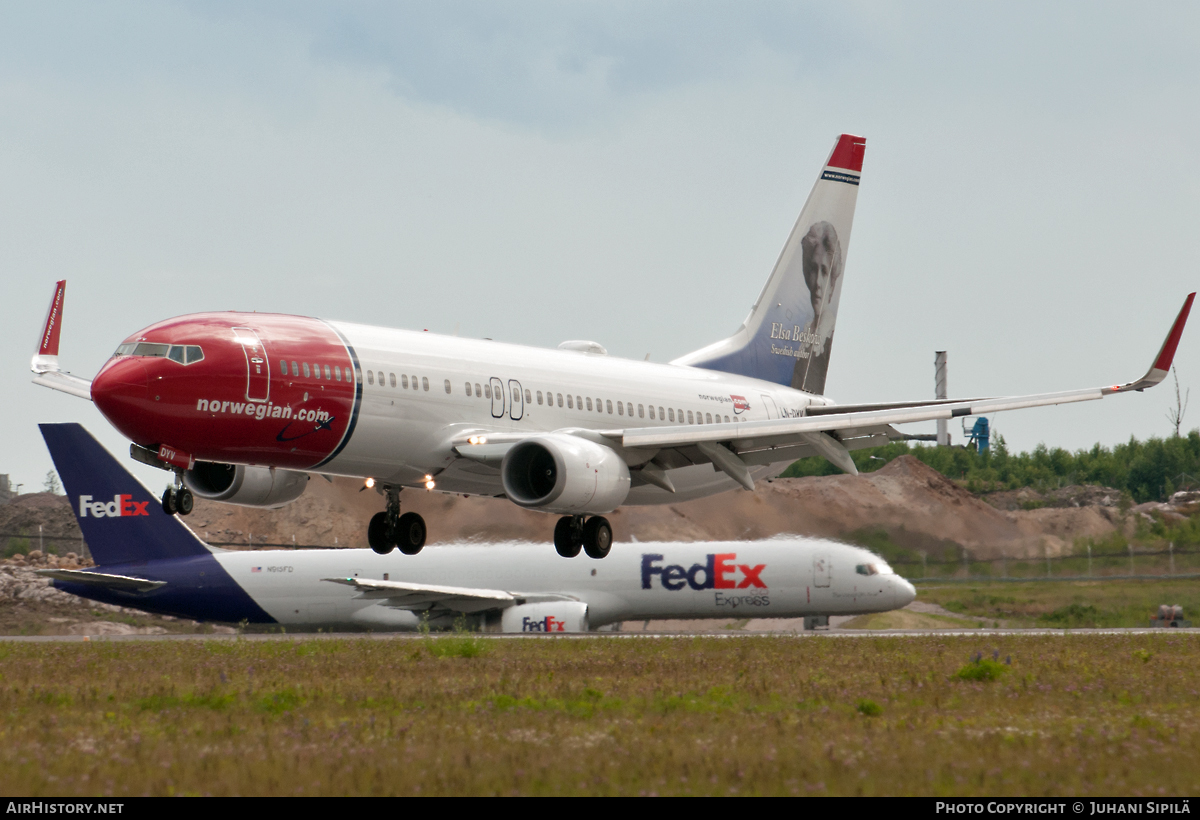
[[893, 543, 1200, 582]]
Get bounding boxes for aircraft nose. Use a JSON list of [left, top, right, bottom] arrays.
[[893, 577, 917, 608], [91, 359, 148, 427]]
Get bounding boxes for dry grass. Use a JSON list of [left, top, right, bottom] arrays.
[[0, 633, 1197, 796]]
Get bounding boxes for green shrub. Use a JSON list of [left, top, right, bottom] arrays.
[[954, 659, 1009, 682], [855, 698, 882, 716]]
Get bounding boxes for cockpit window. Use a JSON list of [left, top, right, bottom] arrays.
[[114, 343, 204, 365], [856, 562, 894, 576]]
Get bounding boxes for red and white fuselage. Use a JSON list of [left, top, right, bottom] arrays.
[[91, 311, 817, 502]]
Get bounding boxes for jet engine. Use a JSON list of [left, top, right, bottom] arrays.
[[184, 462, 308, 509], [500, 434, 630, 515]]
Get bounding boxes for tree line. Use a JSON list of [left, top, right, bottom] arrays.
[[780, 429, 1200, 503]]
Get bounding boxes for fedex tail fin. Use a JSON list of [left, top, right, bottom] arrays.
[[39, 423, 212, 566], [673, 134, 865, 394]]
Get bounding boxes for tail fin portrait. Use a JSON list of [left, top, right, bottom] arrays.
[[39, 423, 212, 566], [673, 133, 865, 394]]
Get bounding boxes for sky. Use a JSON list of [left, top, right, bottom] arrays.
[[2, 1, 1199, 494]]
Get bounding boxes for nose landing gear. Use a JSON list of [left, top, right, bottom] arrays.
[[368, 486, 426, 555], [554, 515, 612, 559], [161, 474, 193, 516]]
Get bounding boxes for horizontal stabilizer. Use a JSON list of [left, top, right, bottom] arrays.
[[35, 568, 166, 593]]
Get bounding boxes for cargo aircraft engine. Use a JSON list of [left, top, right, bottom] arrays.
[[500, 433, 630, 560]]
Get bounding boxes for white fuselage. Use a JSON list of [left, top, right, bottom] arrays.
[[325, 322, 828, 501], [217, 538, 914, 631]]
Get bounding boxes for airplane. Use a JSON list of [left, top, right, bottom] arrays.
[[35, 423, 918, 632], [30, 133, 1195, 560]]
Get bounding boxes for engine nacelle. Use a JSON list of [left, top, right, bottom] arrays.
[[184, 462, 308, 509], [501, 433, 630, 514], [500, 602, 589, 633]]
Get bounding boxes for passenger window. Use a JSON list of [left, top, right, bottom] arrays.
[[324, 365, 332, 380], [422, 377, 429, 391], [302, 363, 311, 378], [390, 373, 396, 387], [525, 389, 532, 403], [367, 371, 374, 385], [706, 413, 712, 424], [617, 402, 624, 416], [725, 415, 730, 423], [290, 361, 298, 377], [186, 346, 205, 364], [377, 371, 384, 385], [648, 406, 655, 420], [334, 366, 342, 381], [606, 400, 613, 414], [512, 386, 520, 402], [465, 382, 472, 395], [475, 383, 482, 397], [586, 397, 593, 411], [638, 404, 644, 418], [567, 395, 574, 409], [279, 360, 288, 375], [627, 402, 633, 416], [484, 384, 492, 399], [595, 398, 602, 412], [668, 408, 675, 422], [576, 396, 582, 410], [687, 411, 694, 424], [401, 375, 409, 389], [537, 390, 543, 405], [659, 406, 665, 421], [411, 375, 418, 389], [445, 379, 452, 394], [557, 393, 563, 408]]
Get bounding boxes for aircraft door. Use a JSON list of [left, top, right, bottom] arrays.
[[508, 379, 524, 420], [232, 327, 270, 403], [813, 554, 831, 588], [760, 394, 779, 419], [489, 377, 505, 419]]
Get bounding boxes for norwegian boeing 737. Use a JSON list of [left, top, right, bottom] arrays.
[[32, 134, 1194, 560], [37, 423, 917, 631]]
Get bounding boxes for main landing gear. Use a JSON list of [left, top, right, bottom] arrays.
[[368, 486, 426, 556], [161, 475, 193, 516], [554, 515, 612, 560]]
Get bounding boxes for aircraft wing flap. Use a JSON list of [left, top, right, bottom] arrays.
[[36, 569, 166, 593]]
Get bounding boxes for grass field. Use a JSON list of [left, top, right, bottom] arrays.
[[914, 579, 1200, 628], [0, 633, 1197, 796]]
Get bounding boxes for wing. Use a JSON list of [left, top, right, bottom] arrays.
[[321, 576, 573, 614], [31, 280, 94, 401], [453, 293, 1194, 489]]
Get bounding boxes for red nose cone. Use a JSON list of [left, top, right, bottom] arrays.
[[91, 359, 149, 438]]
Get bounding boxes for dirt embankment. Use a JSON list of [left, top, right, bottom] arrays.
[[3, 457, 1133, 561], [181, 456, 1128, 559]]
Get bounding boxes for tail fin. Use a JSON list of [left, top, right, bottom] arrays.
[[673, 134, 865, 394], [39, 423, 212, 566]]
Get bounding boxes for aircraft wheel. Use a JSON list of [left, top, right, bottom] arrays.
[[553, 516, 582, 558], [175, 488, 194, 516], [161, 487, 177, 516], [368, 512, 394, 555], [396, 512, 426, 555], [583, 516, 612, 559]]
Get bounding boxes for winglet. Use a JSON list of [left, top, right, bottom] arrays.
[[31, 280, 94, 400], [1105, 293, 1195, 394], [32, 280, 66, 373]]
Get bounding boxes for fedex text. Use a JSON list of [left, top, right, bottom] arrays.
[[522, 616, 566, 633], [641, 553, 766, 591], [78, 495, 149, 519]]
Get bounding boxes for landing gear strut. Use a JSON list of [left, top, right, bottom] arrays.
[[161, 473, 193, 517], [368, 486, 426, 556], [554, 515, 612, 559]]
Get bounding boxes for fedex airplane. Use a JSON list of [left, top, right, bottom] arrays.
[[31, 134, 1195, 560], [37, 423, 917, 632]]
